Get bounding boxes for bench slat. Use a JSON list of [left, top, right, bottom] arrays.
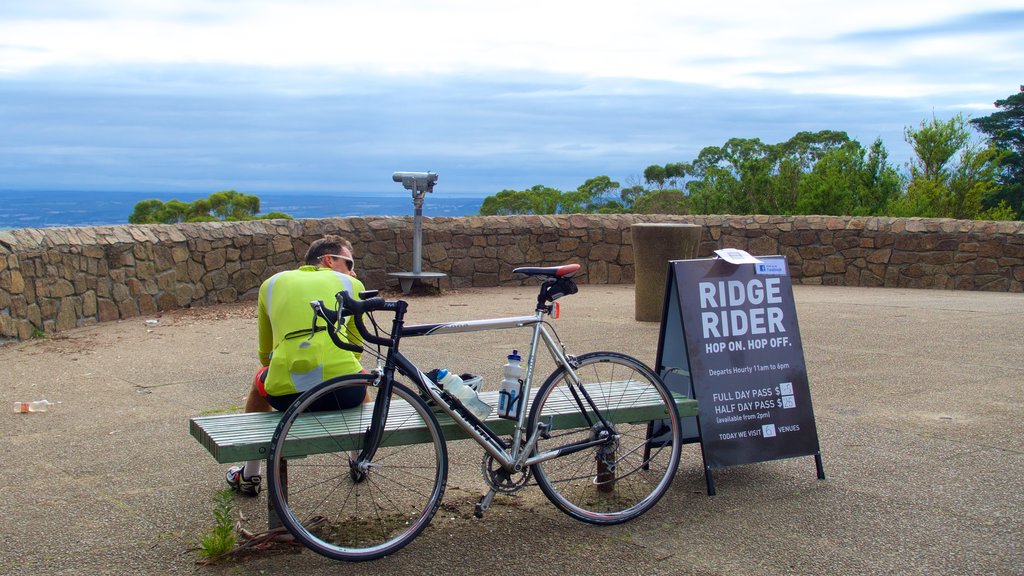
[[190, 381, 698, 463]]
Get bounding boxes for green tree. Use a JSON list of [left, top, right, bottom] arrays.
[[562, 176, 621, 213], [480, 177, 625, 215], [256, 211, 294, 220], [970, 85, 1024, 219], [893, 114, 1003, 219], [795, 138, 902, 216], [633, 189, 688, 214], [618, 185, 646, 211], [795, 142, 863, 215], [649, 131, 853, 215], [129, 191, 290, 224], [480, 185, 562, 215], [209, 190, 260, 220], [128, 199, 164, 224], [859, 138, 905, 215], [773, 131, 851, 213]]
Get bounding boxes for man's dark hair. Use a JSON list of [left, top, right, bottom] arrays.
[[305, 235, 353, 265]]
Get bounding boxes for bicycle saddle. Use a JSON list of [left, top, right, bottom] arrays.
[[513, 263, 580, 278]]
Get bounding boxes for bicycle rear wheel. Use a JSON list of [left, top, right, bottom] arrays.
[[528, 352, 682, 524], [267, 375, 448, 561]]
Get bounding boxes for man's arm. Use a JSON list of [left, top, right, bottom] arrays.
[[257, 282, 273, 366]]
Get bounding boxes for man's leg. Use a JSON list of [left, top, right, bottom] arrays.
[[226, 367, 271, 496]]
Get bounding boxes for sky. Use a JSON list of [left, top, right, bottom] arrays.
[[1, 1, 1022, 198]]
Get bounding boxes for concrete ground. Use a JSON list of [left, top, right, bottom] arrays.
[[2, 283, 1021, 575]]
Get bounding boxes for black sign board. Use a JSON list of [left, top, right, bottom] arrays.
[[656, 255, 825, 495]]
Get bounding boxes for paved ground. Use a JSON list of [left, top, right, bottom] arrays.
[[2, 283, 1022, 575]]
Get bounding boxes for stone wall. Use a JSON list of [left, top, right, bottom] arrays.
[[1, 214, 1022, 340]]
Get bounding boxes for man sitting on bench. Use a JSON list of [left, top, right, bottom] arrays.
[[226, 235, 368, 496]]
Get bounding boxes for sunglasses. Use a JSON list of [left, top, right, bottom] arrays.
[[320, 254, 354, 271]]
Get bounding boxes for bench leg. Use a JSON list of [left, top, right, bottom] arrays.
[[267, 459, 287, 530], [596, 448, 616, 493]]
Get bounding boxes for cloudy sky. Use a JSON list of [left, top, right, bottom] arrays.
[[1, 1, 1022, 197]]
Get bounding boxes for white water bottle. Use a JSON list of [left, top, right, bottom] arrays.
[[498, 350, 523, 419], [14, 400, 55, 413], [438, 369, 492, 420]]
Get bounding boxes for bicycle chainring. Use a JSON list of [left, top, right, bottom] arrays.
[[481, 452, 531, 494]]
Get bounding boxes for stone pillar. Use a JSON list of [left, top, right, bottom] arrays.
[[632, 223, 701, 322]]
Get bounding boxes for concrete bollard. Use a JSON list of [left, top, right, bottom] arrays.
[[632, 223, 701, 322]]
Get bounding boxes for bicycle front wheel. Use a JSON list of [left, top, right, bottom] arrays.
[[528, 352, 682, 525], [267, 375, 448, 561]]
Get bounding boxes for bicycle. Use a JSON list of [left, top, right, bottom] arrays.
[[266, 263, 683, 561]]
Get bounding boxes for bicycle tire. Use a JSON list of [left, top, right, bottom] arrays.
[[267, 375, 448, 561], [528, 352, 682, 525]]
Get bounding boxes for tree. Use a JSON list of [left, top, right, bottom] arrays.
[[633, 189, 688, 214], [208, 190, 260, 221], [970, 85, 1024, 219], [893, 114, 1003, 219], [479, 185, 563, 215], [128, 191, 290, 224], [128, 199, 164, 224], [795, 142, 864, 215], [479, 177, 625, 215], [618, 184, 646, 211], [858, 138, 904, 215], [562, 176, 621, 213], [659, 131, 854, 215], [795, 138, 902, 216]]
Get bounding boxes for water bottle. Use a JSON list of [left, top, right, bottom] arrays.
[[13, 400, 56, 413], [497, 350, 523, 419], [437, 369, 492, 420]]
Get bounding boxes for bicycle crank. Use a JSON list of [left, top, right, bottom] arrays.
[[475, 451, 532, 518]]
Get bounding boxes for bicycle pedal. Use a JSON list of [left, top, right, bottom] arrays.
[[474, 490, 496, 519]]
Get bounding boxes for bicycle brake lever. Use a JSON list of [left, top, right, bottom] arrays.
[[308, 300, 325, 340]]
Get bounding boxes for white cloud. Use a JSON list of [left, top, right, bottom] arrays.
[[1, 1, 1020, 198], [2, 0, 1021, 99]]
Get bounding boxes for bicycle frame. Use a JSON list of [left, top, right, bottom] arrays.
[[358, 306, 608, 475]]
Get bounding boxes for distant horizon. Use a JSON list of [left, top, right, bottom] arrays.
[[0, 189, 486, 230], [0, 187, 490, 199]]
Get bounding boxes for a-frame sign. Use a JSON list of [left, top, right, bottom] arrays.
[[655, 253, 825, 495]]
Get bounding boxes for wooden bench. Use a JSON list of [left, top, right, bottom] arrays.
[[191, 383, 698, 463], [190, 382, 698, 528]]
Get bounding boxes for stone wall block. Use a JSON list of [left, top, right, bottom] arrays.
[[117, 298, 139, 319], [174, 284, 195, 307], [111, 283, 130, 303], [187, 260, 205, 283], [82, 290, 97, 317], [28, 302, 43, 326], [473, 272, 499, 287], [97, 299, 119, 322], [0, 312, 14, 338], [588, 243, 620, 262], [867, 249, 892, 264], [8, 270, 24, 294], [230, 269, 259, 294], [171, 246, 190, 263], [138, 296, 158, 316], [474, 258, 500, 273], [205, 249, 226, 270]]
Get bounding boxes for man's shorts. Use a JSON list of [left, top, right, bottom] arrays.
[[254, 366, 366, 412]]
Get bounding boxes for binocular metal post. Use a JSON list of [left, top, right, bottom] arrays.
[[388, 171, 447, 293]]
